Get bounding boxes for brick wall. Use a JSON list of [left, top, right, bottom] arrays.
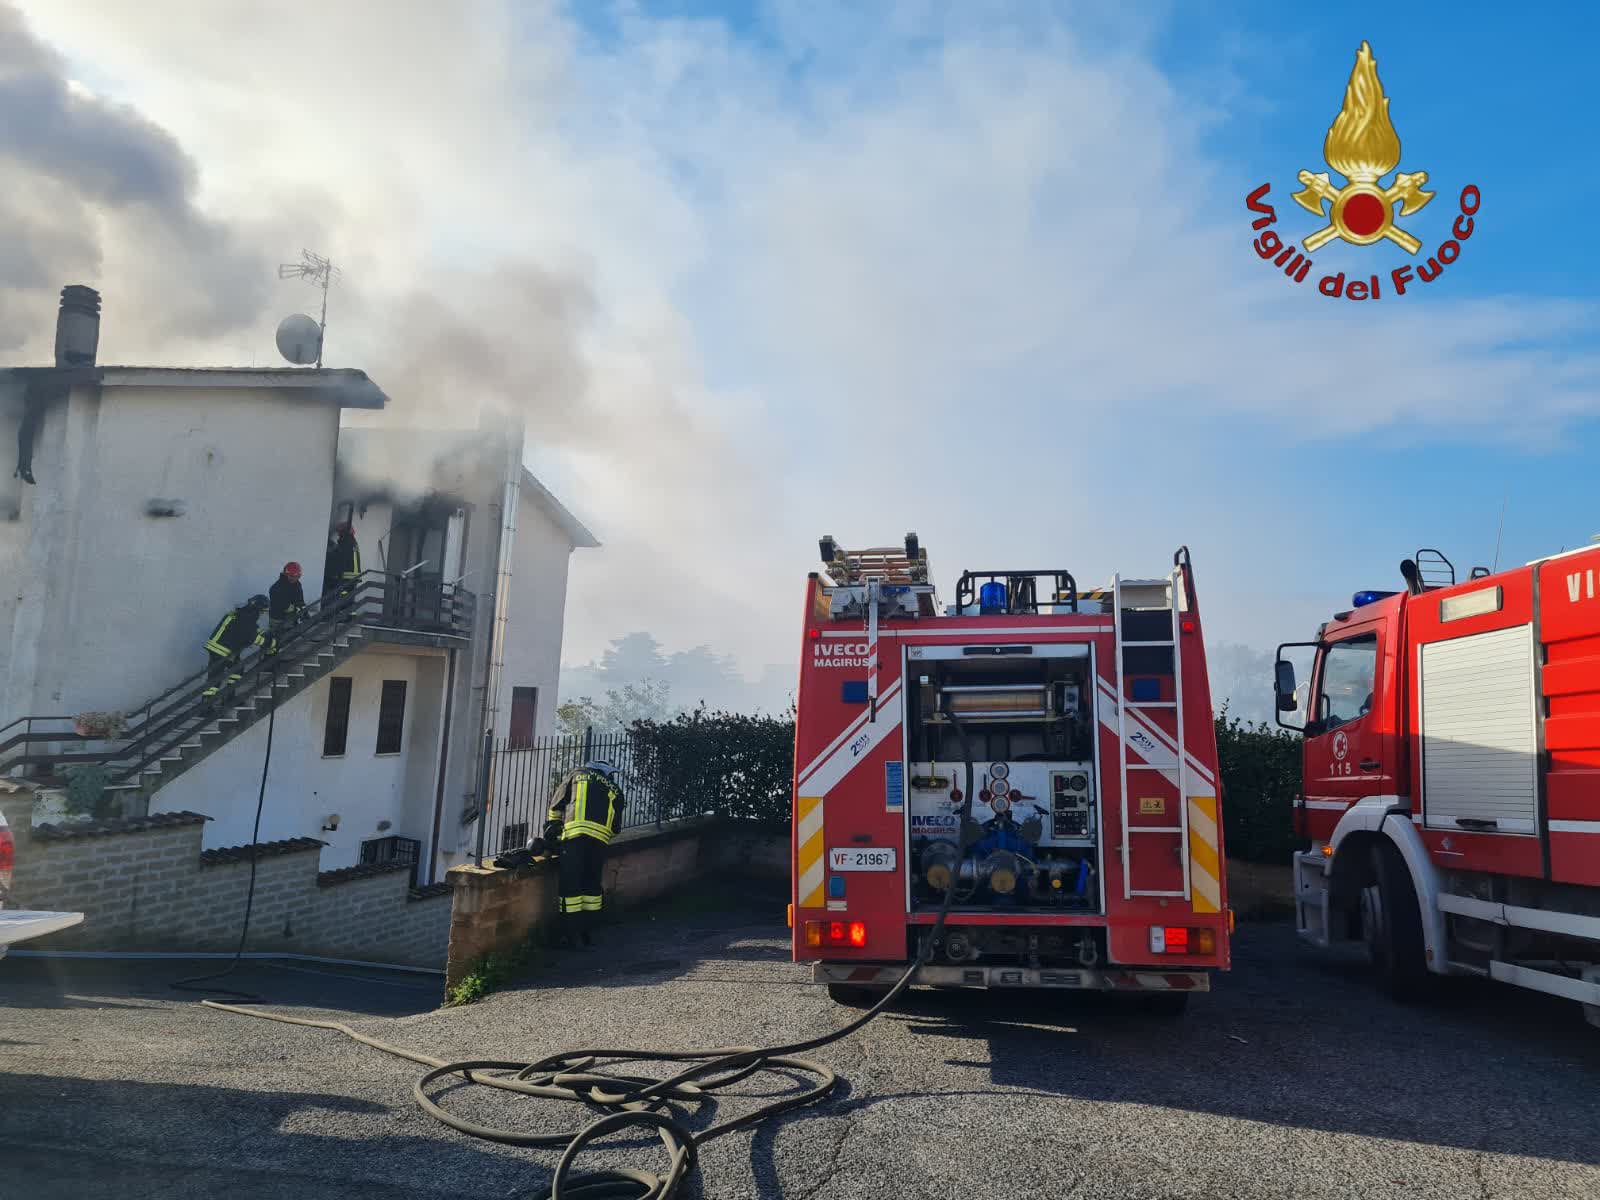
[[445, 818, 788, 987], [3, 799, 451, 969]]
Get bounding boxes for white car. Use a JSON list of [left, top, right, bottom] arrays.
[[0, 806, 84, 958]]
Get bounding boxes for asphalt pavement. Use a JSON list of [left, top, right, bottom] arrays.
[[3, 889, 1599, 1199]]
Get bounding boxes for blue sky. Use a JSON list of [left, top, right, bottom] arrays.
[[10, 0, 1597, 706], [567, 0, 1600, 621]]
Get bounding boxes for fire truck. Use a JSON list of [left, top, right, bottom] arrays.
[[790, 534, 1230, 1014], [1276, 546, 1600, 1026]]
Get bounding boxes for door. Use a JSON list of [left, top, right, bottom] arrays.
[[1302, 623, 1395, 837]]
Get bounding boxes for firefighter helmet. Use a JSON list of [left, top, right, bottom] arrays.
[[284, 561, 303, 579], [247, 594, 269, 609], [584, 759, 616, 779]]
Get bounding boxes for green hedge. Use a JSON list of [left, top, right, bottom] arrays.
[[630, 708, 795, 828], [631, 708, 1305, 863], [1213, 709, 1306, 863]]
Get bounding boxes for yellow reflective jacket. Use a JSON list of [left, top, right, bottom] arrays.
[[547, 769, 624, 844]]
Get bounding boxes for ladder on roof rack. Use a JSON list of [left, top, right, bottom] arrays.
[[819, 533, 929, 586], [1112, 569, 1191, 902]]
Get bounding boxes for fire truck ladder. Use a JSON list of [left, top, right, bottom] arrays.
[[1112, 569, 1191, 901]]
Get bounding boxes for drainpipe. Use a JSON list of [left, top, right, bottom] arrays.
[[426, 646, 458, 884], [470, 417, 525, 861]]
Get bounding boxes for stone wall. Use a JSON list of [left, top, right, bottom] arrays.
[[445, 818, 788, 988], [0, 789, 451, 969]]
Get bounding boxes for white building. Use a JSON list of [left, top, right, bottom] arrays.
[[0, 286, 596, 882]]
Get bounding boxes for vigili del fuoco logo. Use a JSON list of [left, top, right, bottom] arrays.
[[1245, 41, 1481, 300]]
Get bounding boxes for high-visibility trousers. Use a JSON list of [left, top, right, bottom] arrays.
[[202, 650, 240, 698], [557, 832, 606, 918]]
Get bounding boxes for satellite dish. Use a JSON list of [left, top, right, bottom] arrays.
[[276, 313, 323, 365]]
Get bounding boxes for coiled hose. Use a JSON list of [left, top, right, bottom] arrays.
[[205, 709, 981, 1199]]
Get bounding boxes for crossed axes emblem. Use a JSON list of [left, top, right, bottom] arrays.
[[1292, 169, 1434, 254]]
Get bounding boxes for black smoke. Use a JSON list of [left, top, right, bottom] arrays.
[[0, 3, 273, 352]]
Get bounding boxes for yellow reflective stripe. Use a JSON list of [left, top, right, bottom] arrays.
[[562, 822, 613, 843], [1188, 795, 1221, 914], [796, 795, 825, 908], [204, 641, 230, 655], [571, 777, 590, 826]]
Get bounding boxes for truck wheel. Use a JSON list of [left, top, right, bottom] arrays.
[[1363, 842, 1428, 1000], [827, 983, 889, 1008]]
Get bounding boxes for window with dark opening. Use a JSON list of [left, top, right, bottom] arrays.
[[376, 679, 408, 754], [322, 676, 353, 757], [509, 686, 538, 747], [360, 836, 421, 887]]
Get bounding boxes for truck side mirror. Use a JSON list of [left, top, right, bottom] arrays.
[[1274, 660, 1297, 711]]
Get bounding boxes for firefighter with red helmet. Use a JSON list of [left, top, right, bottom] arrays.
[[262, 561, 305, 656]]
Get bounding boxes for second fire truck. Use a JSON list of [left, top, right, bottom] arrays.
[[790, 535, 1230, 1014], [1277, 545, 1600, 1027]]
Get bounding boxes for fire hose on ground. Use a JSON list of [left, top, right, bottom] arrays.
[[203, 707, 982, 1200]]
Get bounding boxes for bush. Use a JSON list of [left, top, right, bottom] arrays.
[[630, 707, 794, 826], [63, 763, 118, 820], [627, 705, 1306, 863], [1214, 707, 1306, 864]]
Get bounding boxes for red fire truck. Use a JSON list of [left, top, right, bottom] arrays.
[[1276, 546, 1600, 1026], [790, 535, 1230, 1014]]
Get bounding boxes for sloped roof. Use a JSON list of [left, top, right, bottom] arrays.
[[522, 467, 599, 549]]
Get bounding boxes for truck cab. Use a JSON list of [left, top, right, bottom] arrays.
[[1275, 548, 1600, 1026]]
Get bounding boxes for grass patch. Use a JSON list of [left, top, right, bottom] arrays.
[[445, 940, 540, 1007]]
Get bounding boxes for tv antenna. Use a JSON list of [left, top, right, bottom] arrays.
[[277, 249, 340, 366]]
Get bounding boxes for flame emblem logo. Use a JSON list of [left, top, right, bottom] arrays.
[[1292, 41, 1433, 254]]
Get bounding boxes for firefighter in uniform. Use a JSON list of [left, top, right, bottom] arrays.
[[262, 561, 305, 657], [322, 521, 362, 610], [542, 760, 625, 947], [202, 595, 268, 701]]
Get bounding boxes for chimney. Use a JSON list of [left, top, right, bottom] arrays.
[[54, 285, 101, 368]]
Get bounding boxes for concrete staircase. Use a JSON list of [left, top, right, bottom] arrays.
[[112, 628, 370, 799], [1, 572, 474, 806]]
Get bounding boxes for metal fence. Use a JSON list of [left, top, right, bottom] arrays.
[[475, 728, 670, 861]]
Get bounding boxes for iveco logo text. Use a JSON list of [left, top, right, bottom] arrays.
[[814, 642, 872, 668], [1567, 569, 1597, 604]]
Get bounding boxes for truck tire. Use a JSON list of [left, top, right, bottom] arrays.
[[827, 983, 889, 1008], [1363, 842, 1428, 1000]]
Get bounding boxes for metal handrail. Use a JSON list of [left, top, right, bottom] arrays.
[[0, 572, 475, 780]]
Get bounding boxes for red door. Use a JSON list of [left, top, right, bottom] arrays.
[[1302, 620, 1396, 839]]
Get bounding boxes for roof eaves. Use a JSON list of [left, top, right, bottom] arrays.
[[520, 467, 600, 548], [95, 366, 388, 410]]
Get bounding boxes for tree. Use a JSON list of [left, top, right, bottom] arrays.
[[556, 679, 674, 735]]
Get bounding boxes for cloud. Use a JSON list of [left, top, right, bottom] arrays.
[[7, 0, 1597, 682]]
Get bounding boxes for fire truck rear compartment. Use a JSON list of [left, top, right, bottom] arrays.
[[905, 644, 1104, 919]]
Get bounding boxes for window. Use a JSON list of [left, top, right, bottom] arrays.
[[509, 686, 538, 747], [323, 676, 353, 757], [360, 836, 421, 888], [376, 679, 408, 754], [1317, 634, 1378, 731]]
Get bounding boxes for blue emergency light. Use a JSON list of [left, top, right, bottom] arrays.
[[979, 582, 1008, 614], [1352, 590, 1398, 607]]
